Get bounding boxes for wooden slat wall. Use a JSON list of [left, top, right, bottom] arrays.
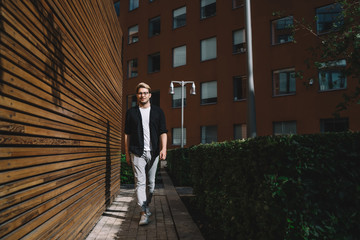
[[0, 0, 123, 239]]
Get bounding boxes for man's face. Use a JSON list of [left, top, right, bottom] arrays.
[[137, 87, 151, 105]]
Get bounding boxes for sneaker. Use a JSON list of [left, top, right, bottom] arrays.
[[145, 207, 152, 216], [139, 213, 149, 226]]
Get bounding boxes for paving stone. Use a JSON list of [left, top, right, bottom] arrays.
[[85, 167, 203, 240]]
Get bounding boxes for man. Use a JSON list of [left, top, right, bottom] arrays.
[[124, 82, 168, 226]]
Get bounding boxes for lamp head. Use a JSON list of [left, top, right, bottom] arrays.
[[169, 82, 175, 95], [190, 82, 196, 95]]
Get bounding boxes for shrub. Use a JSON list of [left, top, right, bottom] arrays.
[[168, 132, 360, 239], [120, 154, 134, 184], [166, 148, 192, 186]]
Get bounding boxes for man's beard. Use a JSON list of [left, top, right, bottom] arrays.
[[139, 99, 149, 106]]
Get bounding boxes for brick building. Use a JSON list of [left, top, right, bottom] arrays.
[[115, 0, 360, 148]]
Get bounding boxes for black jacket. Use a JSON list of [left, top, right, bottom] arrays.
[[125, 105, 168, 159]]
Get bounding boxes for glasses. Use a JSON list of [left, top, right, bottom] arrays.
[[137, 92, 150, 96]]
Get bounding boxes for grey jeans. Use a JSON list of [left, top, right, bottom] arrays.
[[131, 151, 159, 212]]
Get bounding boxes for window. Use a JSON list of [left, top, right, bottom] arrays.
[[173, 6, 186, 29], [201, 0, 216, 19], [271, 16, 293, 44], [201, 125, 217, 144], [127, 95, 137, 109], [318, 60, 346, 91], [234, 124, 247, 140], [232, 0, 244, 9], [201, 81, 217, 104], [201, 37, 217, 61], [320, 118, 349, 132], [127, 59, 138, 78], [149, 16, 160, 37], [114, 1, 120, 16], [316, 3, 343, 35], [148, 52, 160, 73], [233, 76, 247, 101], [273, 68, 296, 96], [129, 0, 139, 11], [273, 121, 297, 135], [233, 29, 246, 54], [128, 25, 139, 44], [150, 90, 160, 106], [172, 86, 187, 108], [173, 128, 186, 146], [173, 45, 186, 67]]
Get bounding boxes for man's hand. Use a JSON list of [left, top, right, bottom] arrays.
[[125, 152, 131, 166], [159, 133, 167, 160], [124, 134, 131, 166], [159, 149, 167, 160]]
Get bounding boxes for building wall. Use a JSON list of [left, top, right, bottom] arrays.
[[252, 0, 359, 136], [0, 0, 123, 239], [118, 0, 359, 148]]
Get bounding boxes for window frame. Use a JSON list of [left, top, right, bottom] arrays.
[[127, 58, 138, 78], [272, 68, 296, 96], [149, 16, 161, 38], [129, 0, 139, 11], [320, 118, 349, 132], [150, 90, 160, 106], [234, 124, 247, 140], [316, 3, 343, 35], [126, 94, 137, 109], [201, 125, 218, 144], [173, 45, 187, 68], [201, 36, 217, 61], [172, 86, 187, 108], [128, 25, 139, 44], [201, 81, 217, 105], [318, 59, 347, 92], [148, 52, 160, 73], [233, 29, 246, 54], [273, 121, 297, 136], [271, 16, 294, 45], [200, 0, 216, 19], [173, 6, 187, 29], [172, 127, 187, 146], [232, 0, 244, 9], [233, 75, 247, 101], [114, 1, 120, 16]]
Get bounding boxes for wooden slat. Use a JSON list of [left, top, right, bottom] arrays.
[[2, 2, 122, 132], [0, 164, 104, 211], [0, 0, 123, 238], [0, 161, 105, 197], [0, 170, 104, 233], [3, 176, 105, 239], [0, 151, 104, 170]]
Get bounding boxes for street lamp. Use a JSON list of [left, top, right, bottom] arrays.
[[245, 0, 257, 138], [169, 81, 196, 148]]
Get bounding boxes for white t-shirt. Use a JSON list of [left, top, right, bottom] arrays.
[[139, 106, 151, 151]]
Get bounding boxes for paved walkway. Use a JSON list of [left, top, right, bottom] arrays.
[[86, 167, 203, 240]]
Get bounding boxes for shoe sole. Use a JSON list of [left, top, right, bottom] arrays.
[[139, 220, 150, 226]]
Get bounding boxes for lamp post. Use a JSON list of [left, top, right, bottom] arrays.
[[169, 81, 196, 148], [245, 0, 257, 138]]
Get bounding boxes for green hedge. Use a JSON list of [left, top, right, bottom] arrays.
[[120, 154, 134, 184], [120, 154, 161, 185], [166, 132, 360, 239], [166, 148, 192, 186]]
